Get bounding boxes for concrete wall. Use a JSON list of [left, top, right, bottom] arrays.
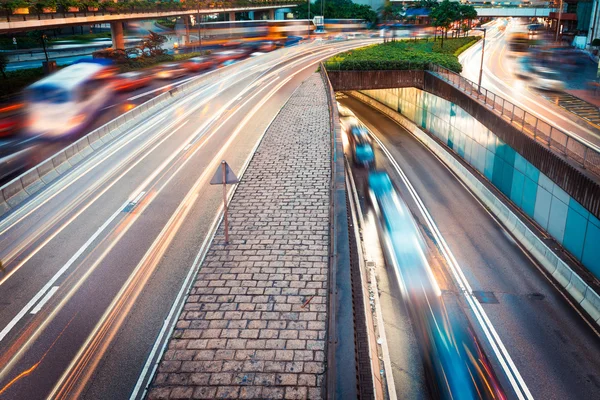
[[361, 87, 600, 279]]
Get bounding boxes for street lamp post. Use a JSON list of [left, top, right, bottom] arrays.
[[197, 1, 202, 51], [475, 27, 486, 92], [555, 0, 563, 42], [307, 0, 311, 38]]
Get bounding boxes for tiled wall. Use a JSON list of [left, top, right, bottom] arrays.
[[361, 87, 600, 279]]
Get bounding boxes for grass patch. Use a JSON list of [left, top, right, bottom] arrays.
[[325, 36, 480, 73]]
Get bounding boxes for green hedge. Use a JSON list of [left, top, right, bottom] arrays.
[[0, 67, 45, 100], [325, 37, 480, 73]]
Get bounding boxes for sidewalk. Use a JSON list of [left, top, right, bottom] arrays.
[[148, 74, 331, 400]]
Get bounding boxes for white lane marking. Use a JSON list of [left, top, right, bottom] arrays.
[[130, 191, 146, 205], [368, 131, 534, 400], [30, 286, 59, 315], [0, 203, 126, 343], [183, 144, 192, 151]]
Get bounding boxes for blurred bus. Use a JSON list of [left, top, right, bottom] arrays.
[[24, 61, 114, 139], [507, 32, 531, 54]]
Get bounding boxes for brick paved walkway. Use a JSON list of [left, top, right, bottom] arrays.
[[148, 74, 331, 400]]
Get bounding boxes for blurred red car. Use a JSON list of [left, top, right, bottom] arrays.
[[154, 63, 188, 80], [113, 72, 152, 92], [0, 102, 25, 137], [183, 56, 215, 73], [258, 41, 277, 52], [212, 49, 246, 64]]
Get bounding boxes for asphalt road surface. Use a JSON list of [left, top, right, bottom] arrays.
[[341, 95, 600, 400], [0, 39, 377, 400]]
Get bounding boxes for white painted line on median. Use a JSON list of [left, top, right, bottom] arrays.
[[30, 286, 59, 315], [368, 130, 534, 400]]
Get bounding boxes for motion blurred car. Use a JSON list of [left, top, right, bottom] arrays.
[[0, 102, 25, 137], [212, 49, 247, 64], [532, 68, 565, 92], [183, 56, 215, 73], [258, 41, 277, 52], [112, 72, 152, 92], [154, 63, 188, 80]]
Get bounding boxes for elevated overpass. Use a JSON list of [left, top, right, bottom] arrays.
[[474, 6, 556, 17], [0, 1, 298, 48]]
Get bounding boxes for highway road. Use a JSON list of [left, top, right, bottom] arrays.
[[340, 95, 600, 400], [459, 19, 600, 149], [0, 39, 376, 399]]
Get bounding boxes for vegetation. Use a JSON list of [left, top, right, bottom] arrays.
[[294, 0, 378, 25], [324, 36, 480, 73], [0, 67, 45, 98], [0, 53, 7, 79], [423, 0, 478, 47]]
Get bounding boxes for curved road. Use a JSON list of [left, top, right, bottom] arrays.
[[460, 19, 600, 149], [0, 39, 377, 400]]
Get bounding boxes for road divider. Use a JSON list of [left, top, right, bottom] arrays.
[[348, 90, 600, 329]]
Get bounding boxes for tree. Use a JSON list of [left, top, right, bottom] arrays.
[[0, 53, 8, 79], [429, 0, 457, 47], [27, 30, 51, 62], [380, 0, 403, 24], [459, 4, 477, 37], [139, 30, 168, 57]]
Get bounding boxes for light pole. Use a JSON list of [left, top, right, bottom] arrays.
[[307, 0, 311, 38], [474, 27, 486, 92], [197, 1, 201, 51], [555, 0, 563, 42]]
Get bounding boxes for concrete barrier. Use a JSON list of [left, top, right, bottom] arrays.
[[2, 180, 27, 208], [348, 90, 600, 327], [20, 169, 44, 195]]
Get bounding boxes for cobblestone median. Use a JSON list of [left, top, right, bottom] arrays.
[[148, 74, 331, 400]]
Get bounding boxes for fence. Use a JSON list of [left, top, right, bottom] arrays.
[[428, 64, 600, 178]]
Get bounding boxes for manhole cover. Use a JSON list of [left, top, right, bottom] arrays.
[[527, 293, 545, 301], [472, 291, 499, 304]]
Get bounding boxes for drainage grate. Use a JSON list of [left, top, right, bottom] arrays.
[[472, 291, 499, 304]]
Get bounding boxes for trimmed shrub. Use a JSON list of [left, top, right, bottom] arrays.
[[325, 37, 480, 73]]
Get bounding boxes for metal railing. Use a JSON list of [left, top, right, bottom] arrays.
[[428, 64, 600, 177], [1, 1, 300, 23]]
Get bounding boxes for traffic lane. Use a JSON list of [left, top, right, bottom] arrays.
[[345, 131, 429, 399], [0, 67, 265, 348], [342, 95, 600, 400], [78, 59, 323, 400], [0, 61, 289, 399]]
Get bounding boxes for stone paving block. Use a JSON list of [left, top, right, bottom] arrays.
[[150, 74, 330, 399]]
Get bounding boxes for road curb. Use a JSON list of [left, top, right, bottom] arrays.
[[348, 90, 600, 328]]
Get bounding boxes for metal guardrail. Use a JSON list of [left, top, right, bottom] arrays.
[[428, 64, 600, 178]]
